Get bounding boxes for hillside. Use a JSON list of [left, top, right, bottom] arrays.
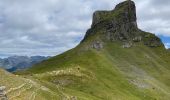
[[0, 68, 65, 100], [16, 0, 170, 100]]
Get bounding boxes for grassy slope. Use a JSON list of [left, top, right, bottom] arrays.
[[0, 69, 61, 100], [22, 38, 170, 100]]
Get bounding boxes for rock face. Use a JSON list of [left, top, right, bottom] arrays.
[[0, 86, 7, 100], [92, 0, 137, 28], [82, 0, 163, 49]]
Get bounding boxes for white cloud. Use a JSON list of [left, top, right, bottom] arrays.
[[0, 0, 169, 57], [165, 43, 170, 49], [136, 0, 170, 36]]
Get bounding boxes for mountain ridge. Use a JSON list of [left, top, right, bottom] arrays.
[[0, 56, 50, 72]]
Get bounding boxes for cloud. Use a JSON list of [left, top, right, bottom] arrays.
[[165, 43, 170, 49], [136, 0, 170, 36], [0, 0, 169, 57]]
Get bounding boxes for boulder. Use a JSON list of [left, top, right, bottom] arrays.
[[0, 86, 7, 100]]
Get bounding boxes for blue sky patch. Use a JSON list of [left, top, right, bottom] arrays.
[[159, 35, 170, 48]]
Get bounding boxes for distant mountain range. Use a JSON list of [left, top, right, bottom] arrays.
[[0, 56, 50, 72]]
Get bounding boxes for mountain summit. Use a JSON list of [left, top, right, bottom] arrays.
[[82, 0, 163, 49], [15, 1, 170, 100], [91, 0, 137, 28]]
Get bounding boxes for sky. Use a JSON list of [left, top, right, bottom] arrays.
[[0, 0, 170, 58]]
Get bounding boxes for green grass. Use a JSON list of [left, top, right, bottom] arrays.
[[17, 38, 170, 100], [0, 69, 61, 100]]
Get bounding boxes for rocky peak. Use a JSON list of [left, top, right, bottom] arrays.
[[82, 0, 163, 48], [91, 0, 137, 28], [115, 0, 137, 23], [83, 0, 138, 42]]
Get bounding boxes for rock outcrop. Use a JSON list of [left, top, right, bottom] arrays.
[[91, 41, 103, 50], [82, 0, 164, 49], [0, 86, 7, 100]]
